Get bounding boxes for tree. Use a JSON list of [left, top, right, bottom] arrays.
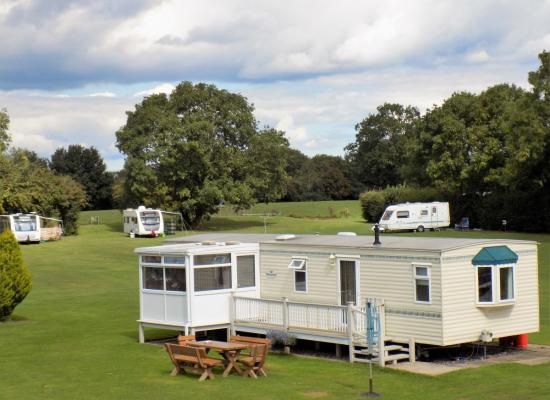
[[0, 108, 9, 153], [0, 149, 87, 235], [0, 230, 32, 320], [345, 103, 420, 189], [50, 145, 114, 210], [116, 82, 289, 226]]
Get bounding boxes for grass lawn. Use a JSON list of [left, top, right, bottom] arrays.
[[0, 201, 549, 399]]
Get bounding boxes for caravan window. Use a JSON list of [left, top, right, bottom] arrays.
[[396, 211, 409, 218], [294, 261, 307, 292], [165, 268, 186, 292], [194, 253, 231, 265], [476, 265, 515, 304], [413, 265, 431, 303], [13, 216, 36, 232], [142, 255, 161, 264], [237, 255, 256, 288], [381, 210, 393, 220], [420, 209, 428, 216]]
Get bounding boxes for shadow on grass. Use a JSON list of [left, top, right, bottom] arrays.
[[0, 314, 29, 323], [201, 217, 267, 231]]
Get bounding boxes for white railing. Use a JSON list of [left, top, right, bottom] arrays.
[[288, 302, 347, 333], [234, 297, 284, 326]]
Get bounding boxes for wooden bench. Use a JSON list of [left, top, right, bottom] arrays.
[[176, 334, 196, 346], [238, 343, 268, 378], [164, 343, 224, 381], [230, 335, 271, 347]]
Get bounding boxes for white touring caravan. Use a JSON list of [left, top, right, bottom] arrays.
[[0, 213, 63, 243], [378, 202, 450, 232], [123, 206, 183, 237]]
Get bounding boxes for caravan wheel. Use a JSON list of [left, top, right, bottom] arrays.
[[417, 225, 425, 232]]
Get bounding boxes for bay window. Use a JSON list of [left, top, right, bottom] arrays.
[[476, 265, 515, 304]]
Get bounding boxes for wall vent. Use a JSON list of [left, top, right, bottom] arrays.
[[275, 234, 296, 241]]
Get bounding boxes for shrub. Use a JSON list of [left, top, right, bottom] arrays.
[[0, 230, 32, 320], [359, 190, 386, 222]]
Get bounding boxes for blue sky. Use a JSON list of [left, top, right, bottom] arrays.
[[1, 0, 550, 170]]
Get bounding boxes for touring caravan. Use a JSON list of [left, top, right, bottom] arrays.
[[0, 213, 63, 243], [123, 206, 183, 237], [378, 202, 450, 232]]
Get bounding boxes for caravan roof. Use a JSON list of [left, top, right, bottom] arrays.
[[164, 233, 535, 252]]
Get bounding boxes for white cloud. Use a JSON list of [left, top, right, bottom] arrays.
[[134, 83, 176, 97], [89, 92, 116, 97], [465, 50, 490, 63]]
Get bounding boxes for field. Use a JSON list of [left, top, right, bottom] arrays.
[[1, 201, 549, 399]]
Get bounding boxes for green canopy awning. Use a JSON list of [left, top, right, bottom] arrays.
[[472, 246, 518, 266]]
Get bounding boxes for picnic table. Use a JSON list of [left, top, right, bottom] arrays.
[[187, 340, 250, 377]]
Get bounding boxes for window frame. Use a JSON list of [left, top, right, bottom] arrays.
[[140, 254, 187, 295], [475, 263, 516, 306], [412, 263, 431, 304], [236, 254, 257, 290], [292, 258, 308, 293], [192, 253, 233, 294], [396, 210, 410, 219]]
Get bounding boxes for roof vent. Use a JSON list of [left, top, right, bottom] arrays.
[[225, 241, 240, 245], [201, 240, 217, 246], [337, 232, 357, 236], [275, 234, 296, 241]]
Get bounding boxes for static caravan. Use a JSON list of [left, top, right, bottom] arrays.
[[136, 233, 538, 365], [378, 202, 450, 232], [0, 213, 63, 243]]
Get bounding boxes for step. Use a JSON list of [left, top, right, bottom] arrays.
[[383, 353, 410, 363], [384, 344, 408, 352], [353, 349, 378, 355]]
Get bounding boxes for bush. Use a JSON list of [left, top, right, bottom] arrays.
[[359, 191, 386, 222], [0, 230, 32, 320]]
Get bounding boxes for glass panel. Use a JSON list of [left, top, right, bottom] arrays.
[[143, 267, 164, 290], [13, 216, 37, 232], [420, 209, 428, 216], [194, 266, 231, 291], [500, 267, 514, 300], [416, 279, 430, 302], [142, 255, 161, 264], [478, 267, 493, 302], [415, 266, 429, 277], [340, 260, 357, 304], [381, 210, 393, 221], [164, 256, 186, 265], [295, 270, 306, 292], [237, 255, 255, 288], [396, 211, 409, 218], [288, 258, 306, 269], [194, 253, 231, 265], [165, 268, 186, 292]]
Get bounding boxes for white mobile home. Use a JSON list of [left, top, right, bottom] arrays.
[[378, 202, 450, 232], [135, 233, 538, 365], [0, 213, 63, 243]]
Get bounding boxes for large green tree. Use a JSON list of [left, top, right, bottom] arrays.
[[50, 145, 114, 210], [345, 103, 420, 189], [0, 109, 9, 153], [116, 82, 289, 226]]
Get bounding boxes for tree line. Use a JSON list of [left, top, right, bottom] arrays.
[[1, 51, 549, 233]]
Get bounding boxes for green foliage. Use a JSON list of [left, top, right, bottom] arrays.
[[0, 149, 87, 235], [284, 153, 354, 201], [345, 103, 419, 189], [359, 190, 385, 222], [0, 108, 10, 153], [50, 145, 114, 210], [116, 82, 289, 226], [0, 230, 31, 319]]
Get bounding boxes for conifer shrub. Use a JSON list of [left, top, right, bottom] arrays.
[[0, 230, 32, 320]]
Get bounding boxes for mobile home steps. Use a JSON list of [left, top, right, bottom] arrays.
[[135, 233, 539, 365]]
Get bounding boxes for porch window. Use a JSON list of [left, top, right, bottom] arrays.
[[194, 253, 231, 265], [194, 266, 231, 291], [165, 268, 186, 292], [293, 260, 307, 292], [237, 255, 255, 288], [143, 267, 164, 290], [142, 255, 161, 264], [414, 265, 430, 303], [164, 256, 186, 265]]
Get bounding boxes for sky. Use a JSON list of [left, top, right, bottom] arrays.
[[1, 0, 550, 171]]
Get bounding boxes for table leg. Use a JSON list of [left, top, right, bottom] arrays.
[[222, 350, 243, 377]]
